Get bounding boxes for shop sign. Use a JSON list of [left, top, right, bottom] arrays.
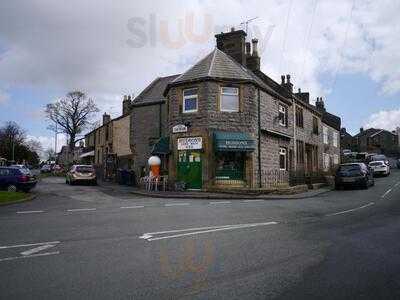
[[172, 124, 187, 133], [177, 137, 202, 150]]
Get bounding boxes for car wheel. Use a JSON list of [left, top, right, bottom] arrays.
[[7, 184, 17, 192]]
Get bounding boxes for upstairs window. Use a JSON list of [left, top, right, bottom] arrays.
[[220, 87, 239, 112], [323, 126, 328, 144], [278, 104, 287, 127], [333, 132, 338, 147], [296, 107, 304, 128], [296, 140, 305, 164], [312, 116, 319, 135], [183, 88, 198, 113]]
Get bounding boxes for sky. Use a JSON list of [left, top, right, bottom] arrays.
[[0, 0, 400, 154]]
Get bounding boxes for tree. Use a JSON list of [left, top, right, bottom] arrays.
[[0, 121, 26, 161], [45, 91, 99, 151]]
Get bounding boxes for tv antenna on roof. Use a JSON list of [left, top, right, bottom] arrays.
[[239, 17, 259, 33]]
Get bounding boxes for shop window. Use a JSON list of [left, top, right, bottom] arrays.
[[313, 116, 319, 135], [278, 104, 287, 127], [215, 152, 244, 180], [296, 107, 304, 128], [279, 147, 287, 170], [183, 88, 198, 113], [220, 87, 239, 112]]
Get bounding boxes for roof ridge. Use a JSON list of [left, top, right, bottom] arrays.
[[133, 77, 161, 102], [207, 48, 217, 76]]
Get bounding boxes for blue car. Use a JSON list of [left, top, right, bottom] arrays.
[[0, 167, 37, 192]]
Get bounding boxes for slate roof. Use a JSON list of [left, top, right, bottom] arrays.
[[132, 74, 180, 106], [321, 111, 341, 131], [353, 128, 396, 138]]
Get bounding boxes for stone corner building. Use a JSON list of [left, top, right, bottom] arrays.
[[161, 29, 341, 190]]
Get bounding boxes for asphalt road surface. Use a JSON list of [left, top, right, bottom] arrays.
[[1, 171, 400, 299]]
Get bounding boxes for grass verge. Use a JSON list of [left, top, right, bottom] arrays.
[[0, 191, 30, 205]]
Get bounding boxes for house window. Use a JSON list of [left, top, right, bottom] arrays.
[[323, 153, 330, 170], [333, 154, 339, 165], [313, 117, 319, 135], [296, 140, 305, 164], [279, 147, 287, 170], [278, 104, 287, 127], [333, 132, 338, 147], [296, 107, 304, 128], [323, 126, 328, 144], [183, 88, 198, 113], [220, 87, 239, 112]]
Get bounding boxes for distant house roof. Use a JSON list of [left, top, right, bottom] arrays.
[[132, 74, 180, 106], [353, 128, 382, 138], [321, 111, 341, 131]]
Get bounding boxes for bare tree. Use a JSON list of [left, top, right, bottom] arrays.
[[45, 91, 99, 151], [44, 148, 56, 161]]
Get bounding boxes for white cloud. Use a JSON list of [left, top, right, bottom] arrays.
[[0, 0, 399, 116], [0, 89, 9, 104], [364, 109, 400, 131]]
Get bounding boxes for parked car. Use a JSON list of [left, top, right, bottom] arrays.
[[368, 154, 389, 166], [0, 167, 37, 192], [66, 165, 97, 185], [369, 160, 390, 176], [53, 164, 64, 174], [40, 164, 52, 173], [335, 163, 374, 190]]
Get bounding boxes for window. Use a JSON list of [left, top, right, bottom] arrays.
[[333, 132, 338, 147], [279, 147, 287, 170], [220, 87, 239, 112], [296, 107, 304, 128], [183, 88, 198, 113], [296, 140, 304, 164], [323, 153, 330, 170], [278, 104, 287, 127], [333, 154, 339, 165], [312, 117, 319, 135], [323, 126, 328, 144]]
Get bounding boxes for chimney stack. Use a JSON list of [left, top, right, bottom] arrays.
[[246, 38, 261, 71], [251, 38, 258, 57], [281, 74, 293, 93], [360, 127, 364, 133], [103, 113, 111, 125], [296, 88, 310, 104], [315, 97, 325, 112], [215, 29, 247, 65], [122, 94, 132, 115]]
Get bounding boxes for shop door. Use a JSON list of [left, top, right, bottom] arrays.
[[177, 151, 202, 189]]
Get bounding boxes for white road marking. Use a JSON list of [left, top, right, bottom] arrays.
[[381, 189, 392, 198], [16, 210, 44, 214], [0, 241, 60, 250], [165, 203, 190, 207], [209, 201, 231, 205], [67, 208, 96, 212], [243, 199, 264, 203], [0, 251, 60, 262], [120, 205, 144, 209], [139, 221, 278, 241], [21, 244, 57, 256], [326, 202, 375, 216]]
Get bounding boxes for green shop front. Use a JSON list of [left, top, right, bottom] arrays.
[[213, 131, 255, 186], [172, 130, 255, 190]]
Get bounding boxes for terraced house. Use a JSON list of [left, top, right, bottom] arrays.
[[161, 28, 341, 190]]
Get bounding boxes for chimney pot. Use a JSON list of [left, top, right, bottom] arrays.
[[245, 42, 251, 55], [298, 88, 301, 93], [251, 38, 259, 56], [286, 74, 291, 83], [281, 75, 285, 84], [231, 27, 235, 32]]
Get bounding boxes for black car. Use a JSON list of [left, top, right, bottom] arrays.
[[335, 163, 374, 190], [0, 167, 37, 192]]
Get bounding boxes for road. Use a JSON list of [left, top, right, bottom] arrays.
[[1, 171, 400, 299]]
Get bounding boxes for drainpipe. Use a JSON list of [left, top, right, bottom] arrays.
[[159, 103, 162, 138], [293, 97, 297, 171], [257, 88, 262, 188]]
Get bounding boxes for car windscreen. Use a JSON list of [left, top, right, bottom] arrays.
[[76, 166, 94, 173], [369, 161, 383, 166], [338, 165, 361, 173], [372, 155, 386, 161]]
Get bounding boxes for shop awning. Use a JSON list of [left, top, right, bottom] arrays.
[[151, 136, 170, 155], [214, 131, 255, 152], [80, 150, 95, 158]]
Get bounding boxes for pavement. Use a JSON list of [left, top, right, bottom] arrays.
[[0, 170, 400, 299]]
